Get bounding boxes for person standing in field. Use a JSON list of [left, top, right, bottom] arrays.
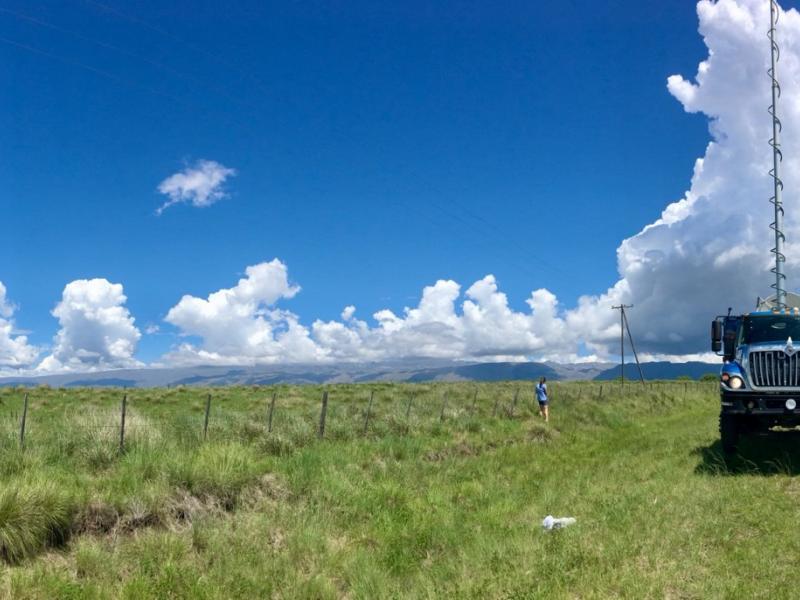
[[535, 376, 549, 422]]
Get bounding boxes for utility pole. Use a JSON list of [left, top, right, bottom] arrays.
[[612, 305, 645, 388], [612, 305, 630, 388], [623, 308, 646, 385]]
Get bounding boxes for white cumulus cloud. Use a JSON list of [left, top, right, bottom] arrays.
[[0, 282, 39, 371], [162, 260, 576, 365], [37, 279, 142, 372], [557, 0, 800, 359], [156, 159, 236, 215], [163, 260, 324, 365], [312, 275, 576, 362]]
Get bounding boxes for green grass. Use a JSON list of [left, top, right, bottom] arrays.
[[1, 380, 798, 597]]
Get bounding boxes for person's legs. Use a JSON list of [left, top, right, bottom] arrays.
[[543, 404, 549, 423]]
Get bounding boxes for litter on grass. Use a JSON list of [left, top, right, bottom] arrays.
[[542, 515, 576, 530]]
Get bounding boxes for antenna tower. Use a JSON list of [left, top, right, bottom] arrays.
[[769, 0, 787, 308]]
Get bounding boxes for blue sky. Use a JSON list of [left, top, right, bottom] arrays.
[[2, 0, 786, 369]]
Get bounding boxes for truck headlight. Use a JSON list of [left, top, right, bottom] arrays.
[[728, 376, 743, 390]]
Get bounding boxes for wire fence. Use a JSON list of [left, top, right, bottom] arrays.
[[0, 381, 719, 453]]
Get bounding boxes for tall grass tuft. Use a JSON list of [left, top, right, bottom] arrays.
[[0, 483, 74, 563], [169, 443, 264, 510]]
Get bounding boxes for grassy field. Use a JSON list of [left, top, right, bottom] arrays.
[[1, 380, 800, 598]]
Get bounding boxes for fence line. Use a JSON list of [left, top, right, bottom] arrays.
[[0, 381, 718, 450]]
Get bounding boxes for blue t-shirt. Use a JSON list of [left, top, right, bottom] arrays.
[[535, 383, 548, 402]]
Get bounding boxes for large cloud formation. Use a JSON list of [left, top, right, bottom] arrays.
[[162, 259, 573, 365], [565, 0, 800, 360], [312, 278, 571, 362], [37, 279, 142, 372], [0, 282, 39, 370]]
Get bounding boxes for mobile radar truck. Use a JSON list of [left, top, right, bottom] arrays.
[[712, 295, 800, 453], [710, 0, 798, 454]]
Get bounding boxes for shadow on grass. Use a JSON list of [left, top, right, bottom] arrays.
[[695, 430, 800, 476]]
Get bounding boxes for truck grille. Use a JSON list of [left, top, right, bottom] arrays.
[[749, 351, 800, 387]]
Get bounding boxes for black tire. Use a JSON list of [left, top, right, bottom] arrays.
[[720, 412, 739, 454]]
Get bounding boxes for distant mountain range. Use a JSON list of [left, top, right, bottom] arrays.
[[594, 361, 720, 381], [0, 359, 721, 388]]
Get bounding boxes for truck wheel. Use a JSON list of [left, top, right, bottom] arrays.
[[720, 413, 739, 454]]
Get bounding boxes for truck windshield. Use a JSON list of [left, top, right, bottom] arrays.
[[740, 315, 800, 344]]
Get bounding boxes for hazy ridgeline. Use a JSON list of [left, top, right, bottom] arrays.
[[1, 380, 797, 598]]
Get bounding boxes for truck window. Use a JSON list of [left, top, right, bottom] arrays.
[[741, 315, 800, 344]]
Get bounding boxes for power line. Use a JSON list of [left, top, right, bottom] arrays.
[[0, 6, 257, 112], [80, 0, 573, 284], [427, 198, 568, 279], [0, 16, 561, 284], [8, 1, 596, 303], [0, 31, 266, 143], [83, 0, 572, 284], [0, 34, 194, 106], [83, 0, 274, 99]]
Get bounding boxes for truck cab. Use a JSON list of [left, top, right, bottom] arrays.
[[712, 293, 800, 453]]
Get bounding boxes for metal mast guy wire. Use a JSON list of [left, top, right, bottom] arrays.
[[769, 0, 787, 309]]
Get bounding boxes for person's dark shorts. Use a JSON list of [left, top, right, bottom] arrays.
[[538, 400, 548, 407]]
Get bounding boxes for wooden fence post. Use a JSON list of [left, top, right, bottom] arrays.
[[363, 390, 375, 435], [470, 389, 478, 414], [439, 391, 448, 422], [203, 393, 211, 440], [119, 394, 127, 454], [19, 392, 28, 449], [268, 391, 277, 433], [509, 388, 519, 418], [318, 391, 329, 439], [405, 392, 414, 420]]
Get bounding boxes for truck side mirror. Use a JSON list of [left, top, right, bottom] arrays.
[[711, 320, 722, 352], [723, 329, 737, 360]]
